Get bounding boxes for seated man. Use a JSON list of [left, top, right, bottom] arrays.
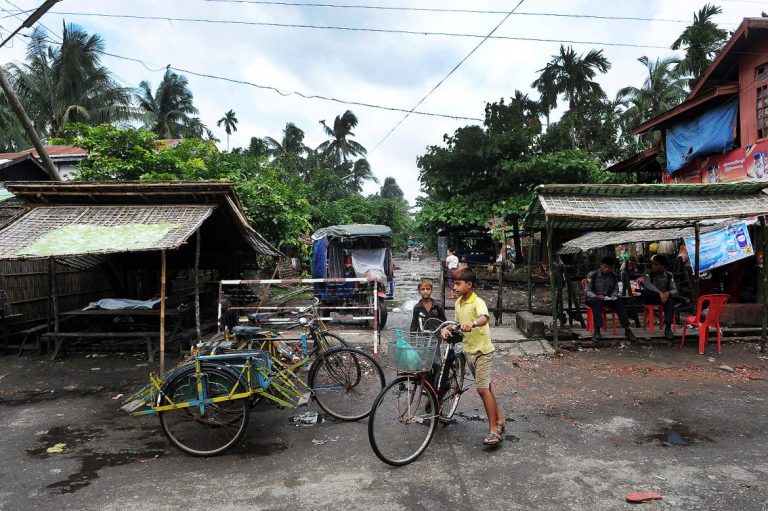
[[585, 256, 636, 341], [640, 254, 680, 339]]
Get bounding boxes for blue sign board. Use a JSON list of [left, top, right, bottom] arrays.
[[684, 221, 754, 272]]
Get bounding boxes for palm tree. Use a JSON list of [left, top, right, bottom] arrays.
[[619, 56, 688, 144], [317, 110, 367, 165], [672, 4, 728, 86], [347, 158, 378, 192], [0, 84, 27, 151], [532, 45, 611, 114], [136, 69, 199, 138], [379, 176, 403, 201], [265, 122, 308, 176], [216, 109, 238, 151], [9, 25, 134, 138]]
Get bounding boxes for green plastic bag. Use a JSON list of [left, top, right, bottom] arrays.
[[393, 337, 424, 372]]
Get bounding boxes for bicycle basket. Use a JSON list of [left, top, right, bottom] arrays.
[[381, 330, 438, 372]]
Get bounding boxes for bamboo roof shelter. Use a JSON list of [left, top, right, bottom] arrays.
[[0, 181, 281, 370], [522, 182, 768, 351]]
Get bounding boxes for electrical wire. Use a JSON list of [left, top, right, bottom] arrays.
[[373, 0, 525, 152], [195, 0, 742, 26], [43, 11, 670, 50]]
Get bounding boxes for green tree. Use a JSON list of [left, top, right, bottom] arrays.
[[9, 25, 134, 138], [347, 158, 378, 192], [379, 177, 404, 201], [216, 109, 238, 151], [317, 110, 367, 165], [136, 69, 199, 138], [265, 122, 309, 177], [532, 45, 611, 114], [672, 4, 728, 86], [619, 56, 688, 145]]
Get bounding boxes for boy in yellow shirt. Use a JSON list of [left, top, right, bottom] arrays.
[[452, 267, 505, 446]]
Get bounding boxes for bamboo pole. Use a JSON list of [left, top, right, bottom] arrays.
[[512, 216, 523, 265], [546, 217, 558, 347], [762, 216, 767, 353], [50, 258, 59, 334], [693, 222, 701, 306], [160, 250, 167, 373], [194, 229, 201, 342], [527, 227, 534, 312], [496, 258, 503, 326]]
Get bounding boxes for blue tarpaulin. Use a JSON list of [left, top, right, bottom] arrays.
[[666, 98, 738, 174]]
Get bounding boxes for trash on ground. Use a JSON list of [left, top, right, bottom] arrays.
[[291, 411, 318, 426], [46, 443, 67, 454], [625, 491, 662, 503], [90, 367, 101, 371], [111, 393, 124, 400], [718, 365, 734, 373], [312, 438, 327, 445], [0, 373, 7, 383]]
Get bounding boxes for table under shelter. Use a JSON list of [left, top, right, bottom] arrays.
[[0, 181, 281, 370], [522, 182, 768, 352]]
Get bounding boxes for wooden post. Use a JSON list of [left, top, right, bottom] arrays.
[[49, 258, 59, 334], [546, 217, 558, 347], [496, 258, 503, 326], [761, 216, 767, 353], [194, 229, 201, 343], [512, 216, 523, 265], [160, 250, 167, 373], [693, 222, 701, 306], [527, 227, 534, 312], [440, 263, 446, 311]]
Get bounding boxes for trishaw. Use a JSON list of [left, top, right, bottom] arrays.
[[311, 224, 394, 328]]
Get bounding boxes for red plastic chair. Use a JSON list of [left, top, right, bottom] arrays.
[[679, 294, 729, 355], [637, 277, 676, 334], [582, 278, 616, 334]]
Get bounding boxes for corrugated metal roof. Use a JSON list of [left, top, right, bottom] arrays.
[[524, 182, 768, 230]]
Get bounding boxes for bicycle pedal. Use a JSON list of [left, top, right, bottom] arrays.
[[296, 392, 311, 407]]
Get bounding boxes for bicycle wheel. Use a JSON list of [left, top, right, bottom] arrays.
[[159, 365, 249, 456], [309, 347, 385, 421], [438, 352, 465, 421], [315, 331, 350, 352], [368, 375, 438, 466]]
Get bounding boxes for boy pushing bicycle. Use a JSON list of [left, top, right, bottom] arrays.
[[450, 267, 505, 446]]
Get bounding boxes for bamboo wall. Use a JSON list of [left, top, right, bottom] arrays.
[[0, 260, 112, 329]]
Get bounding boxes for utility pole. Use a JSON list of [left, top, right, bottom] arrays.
[[0, 0, 62, 181]]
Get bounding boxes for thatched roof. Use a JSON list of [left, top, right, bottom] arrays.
[[0, 181, 282, 259], [524, 182, 768, 230]]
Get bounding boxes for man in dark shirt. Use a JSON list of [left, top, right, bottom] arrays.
[[585, 256, 636, 341], [640, 254, 680, 339]]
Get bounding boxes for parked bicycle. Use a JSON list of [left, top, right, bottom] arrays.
[[368, 320, 468, 466], [122, 313, 385, 456]]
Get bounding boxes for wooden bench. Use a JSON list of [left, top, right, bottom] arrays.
[[41, 331, 158, 361], [16, 315, 77, 356]]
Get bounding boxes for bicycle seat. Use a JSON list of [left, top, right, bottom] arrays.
[[232, 325, 268, 336], [248, 312, 275, 323]]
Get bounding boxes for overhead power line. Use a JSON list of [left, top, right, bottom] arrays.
[[44, 11, 670, 49], [196, 0, 742, 25], [373, 0, 525, 151], [21, 32, 483, 122]]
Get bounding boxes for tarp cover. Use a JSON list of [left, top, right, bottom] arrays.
[[84, 298, 161, 310], [666, 98, 738, 174], [349, 248, 386, 282], [312, 224, 392, 240]]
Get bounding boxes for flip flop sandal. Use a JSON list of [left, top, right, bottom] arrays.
[[483, 431, 503, 446], [497, 422, 506, 434]]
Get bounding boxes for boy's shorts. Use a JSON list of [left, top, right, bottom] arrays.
[[464, 351, 494, 389]]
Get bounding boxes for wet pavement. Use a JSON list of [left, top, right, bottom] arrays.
[[0, 256, 767, 510]]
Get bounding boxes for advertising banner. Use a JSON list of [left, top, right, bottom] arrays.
[[663, 139, 768, 184], [683, 221, 754, 272]]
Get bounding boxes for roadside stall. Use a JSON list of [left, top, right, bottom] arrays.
[[523, 182, 768, 353]]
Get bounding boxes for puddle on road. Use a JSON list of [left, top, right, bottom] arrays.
[[235, 440, 289, 457], [638, 422, 715, 447], [28, 425, 167, 494]]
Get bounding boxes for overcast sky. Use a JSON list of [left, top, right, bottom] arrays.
[[0, 0, 761, 204]]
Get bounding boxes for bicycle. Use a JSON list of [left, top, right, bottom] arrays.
[[367, 320, 468, 466], [122, 328, 385, 456]]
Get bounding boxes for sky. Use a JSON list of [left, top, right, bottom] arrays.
[[0, 0, 762, 205]]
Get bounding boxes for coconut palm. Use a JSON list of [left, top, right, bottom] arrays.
[[8, 25, 134, 138], [532, 45, 611, 114], [619, 56, 687, 131], [265, 122, 308, 176], [0, 85, 27, 151], [216, 109, 238, 151], [317, 110, 367, 165], [136, 69, 199, 138], [346, 158, 378, 192], [672, 4, 728, 85]]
